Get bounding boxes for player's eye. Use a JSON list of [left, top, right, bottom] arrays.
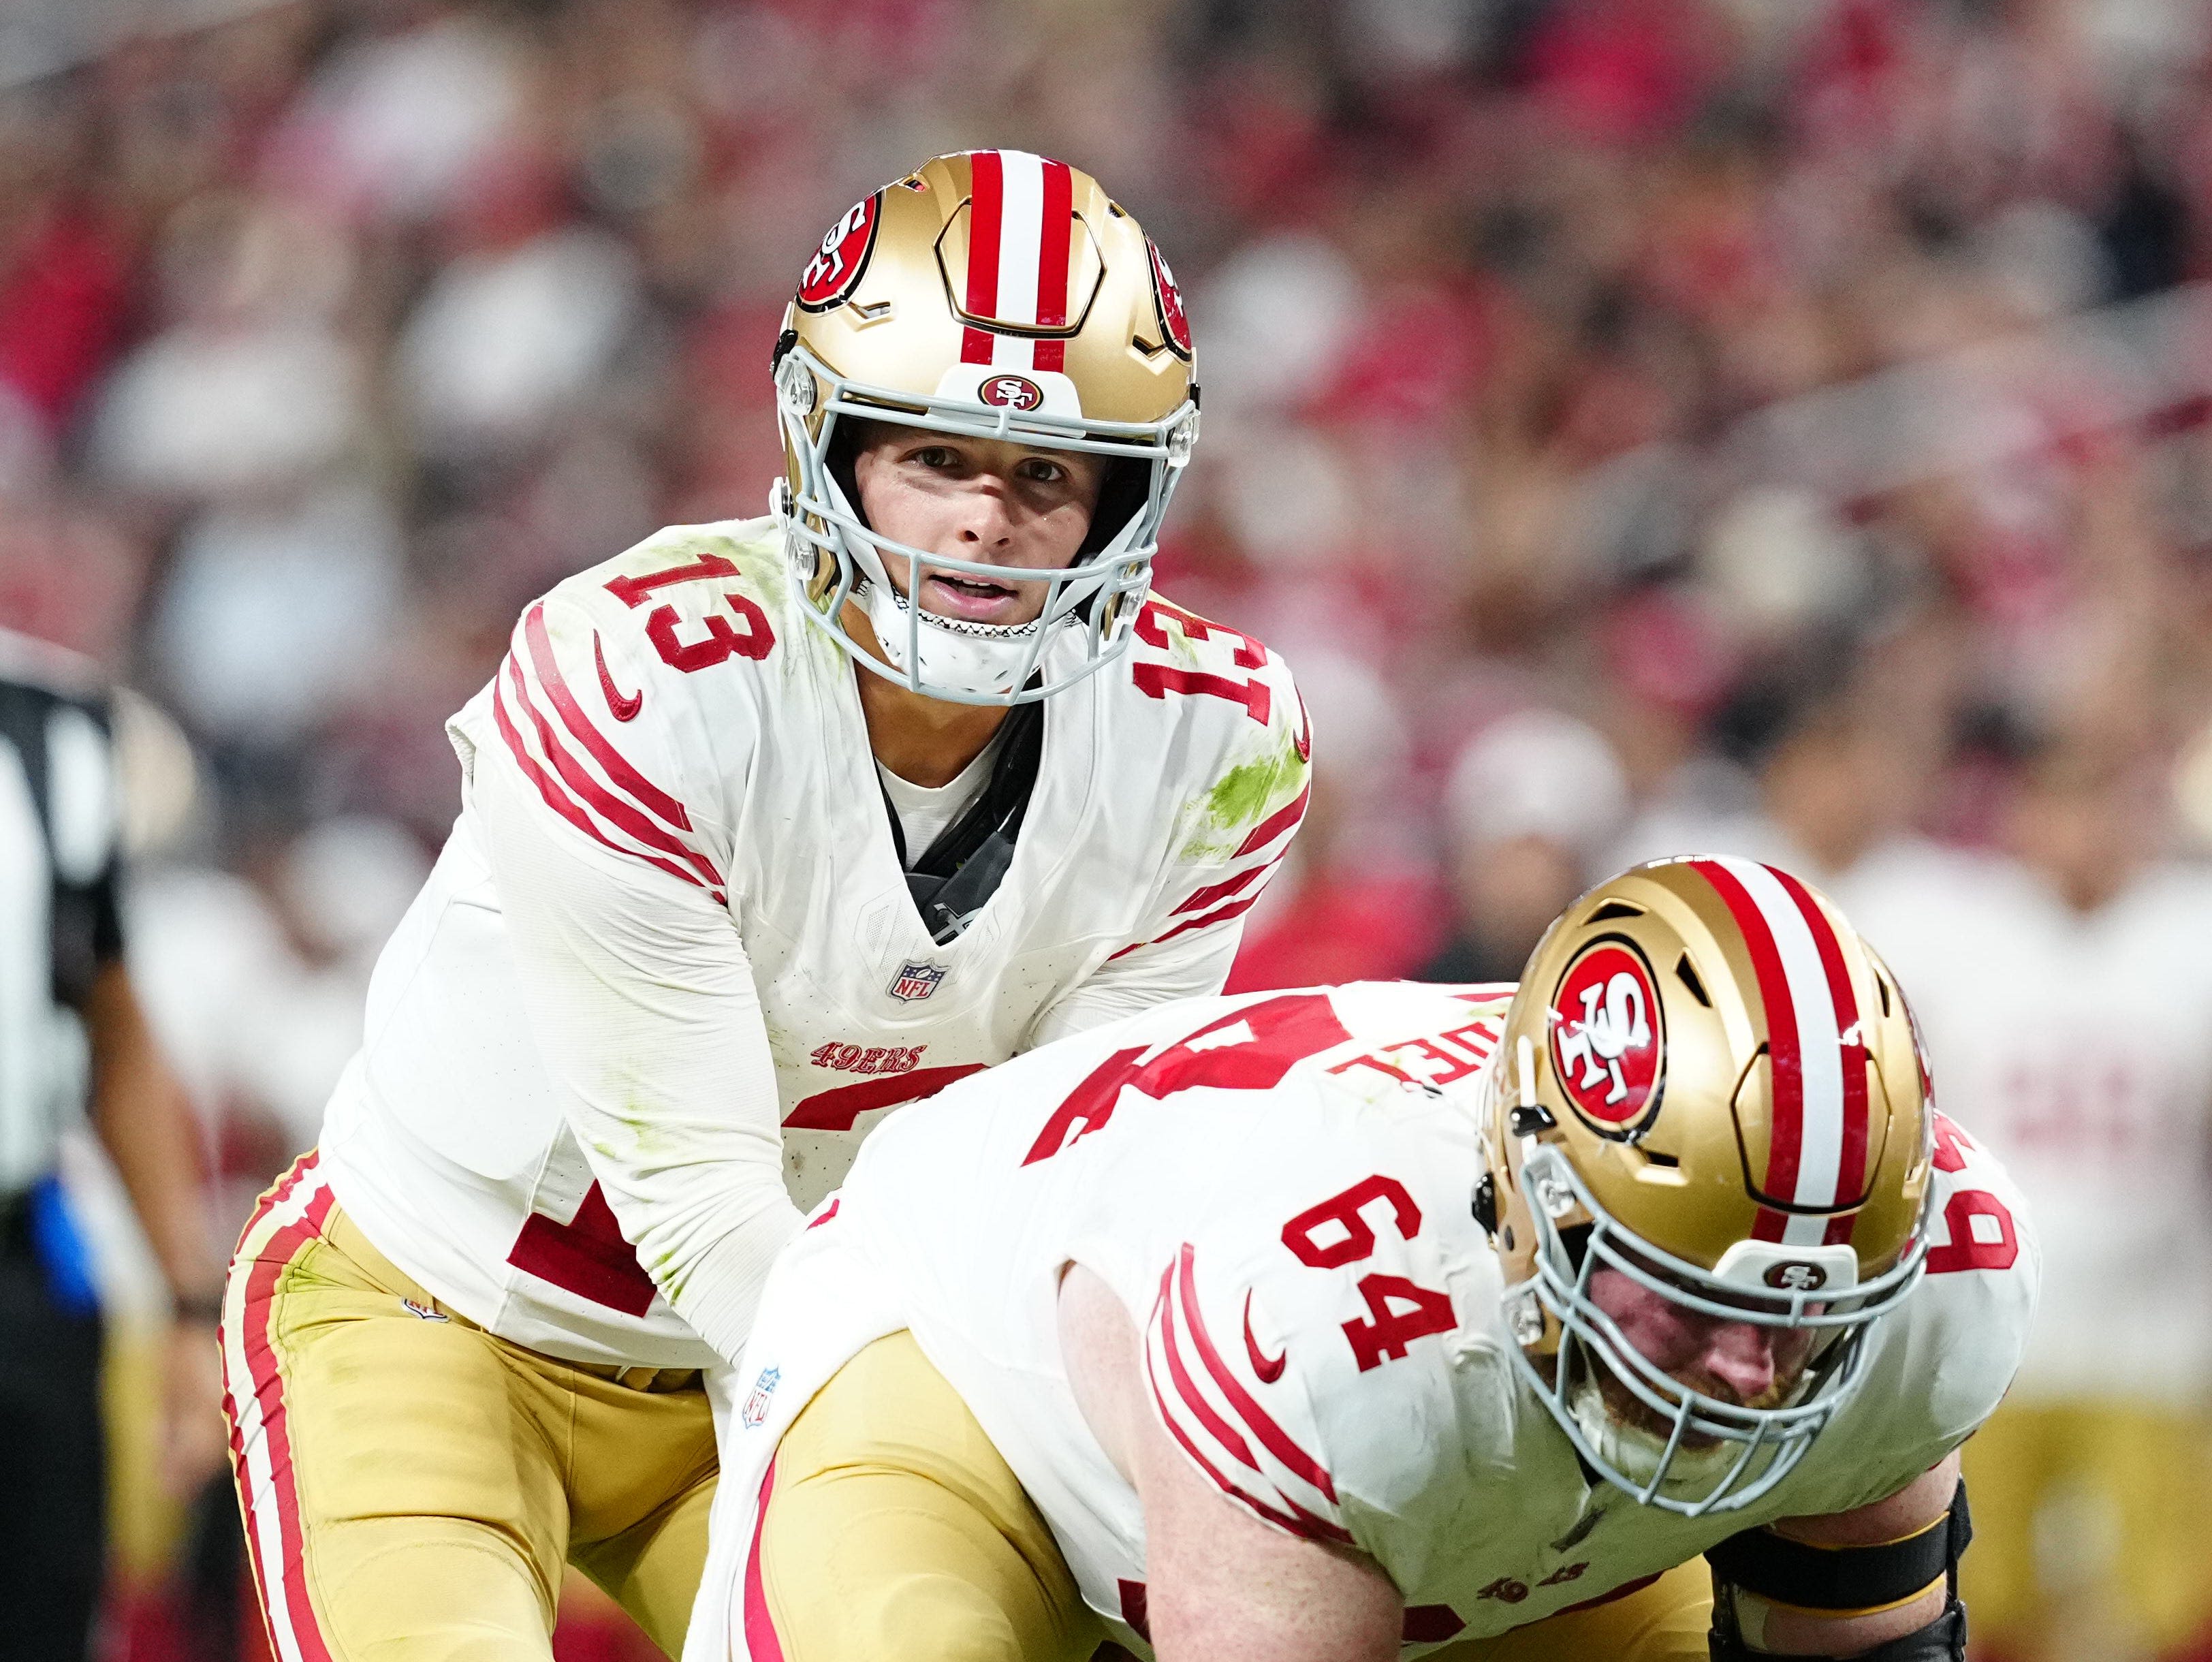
[[1017, 458, 1068, 485], [911, 445, 960, 469]]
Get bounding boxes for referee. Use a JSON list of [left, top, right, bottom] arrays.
[[0, 627, 223, 1660]]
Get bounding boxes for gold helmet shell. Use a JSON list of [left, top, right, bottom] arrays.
[[1480, 855, 1935, 1516], [770, 151, 1201, 704]]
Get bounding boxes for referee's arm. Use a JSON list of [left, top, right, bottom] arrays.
[[84, 965, 224, 1317], [74, 706, 225, 1490]]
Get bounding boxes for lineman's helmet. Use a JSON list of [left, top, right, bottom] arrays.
[[771, 149, 1200, 704], [1479, 856, 1935, 1516]]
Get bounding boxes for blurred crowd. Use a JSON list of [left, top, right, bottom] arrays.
[[7, 1, 2212, 1659]]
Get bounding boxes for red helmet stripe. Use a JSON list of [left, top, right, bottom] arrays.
[[1690, 858, 1865, 1250], [1692, 860, 1804, 1227], [960, 150, 1005, 365], [1770, 865, 1868, 1236], [1034, 157, 1074, 371]]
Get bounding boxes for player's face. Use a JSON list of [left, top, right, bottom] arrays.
[[1586, 1264, 1818, 1438], [849, 422, 1109, 628]]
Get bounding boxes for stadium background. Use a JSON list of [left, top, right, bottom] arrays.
[[4, 1, 2211, 1659]]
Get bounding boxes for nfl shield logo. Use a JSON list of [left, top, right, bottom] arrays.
[[740, 1366, 780, 1429], [889, 961, 947, 1001]]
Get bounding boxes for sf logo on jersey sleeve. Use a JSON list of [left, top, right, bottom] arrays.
[[1549, 941, 1663, 1133]]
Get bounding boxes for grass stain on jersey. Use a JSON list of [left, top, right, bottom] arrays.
[[1179, 722, 1309, 861]]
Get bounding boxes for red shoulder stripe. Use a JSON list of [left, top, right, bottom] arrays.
[[1150, 1264, 1259, 1472], [1235, 782, 1310, 858], [1146, 1365, 1354, 1546], [493, 676, 725, 901], [1174, 1244, 1339, 1501], [1171, 860, 1271, 918], [522, 604, 694, 834], [1132, 885, 1269, 956], [506, 657, 725, 890]]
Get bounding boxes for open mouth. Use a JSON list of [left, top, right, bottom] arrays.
[[921, 570, 1027, 623]]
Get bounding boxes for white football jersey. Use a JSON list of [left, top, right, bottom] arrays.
[[1848, 852, 2212, 1398], [693, 982, 2038, 1660], [317, 516, 1310, 1367]]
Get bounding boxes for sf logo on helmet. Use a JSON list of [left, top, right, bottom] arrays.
[[796, 193, 881, 311], [1550, 943, 1662, 1129], [981, 374, 1044, 411], [1764, 1261, 1830, 1292]]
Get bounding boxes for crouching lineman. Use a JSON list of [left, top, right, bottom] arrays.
[[221, 151, 1308, 1662], [688, 856, 2037, 1662]]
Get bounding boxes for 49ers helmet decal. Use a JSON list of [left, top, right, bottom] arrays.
[[772, 149, 1201, 706], [796, 193, 882, 311], [1549, 937, 1664, 1133], [1483, 856, 1935, 1517]]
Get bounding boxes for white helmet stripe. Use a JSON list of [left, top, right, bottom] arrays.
[[1695, 858, 1852, 1236], [995, 151, 1045, 327]]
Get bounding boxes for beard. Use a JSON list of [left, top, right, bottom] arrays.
[[1560, 1339, 1812, 1499], [1589, 1350, 1801, 1447]]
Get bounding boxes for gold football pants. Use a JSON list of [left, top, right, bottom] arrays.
[[220, 1155, 716, 1662], [746, 1328, 1711, 1661]]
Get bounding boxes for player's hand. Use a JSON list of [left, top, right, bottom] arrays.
[[162, 1315, 229, 1495]]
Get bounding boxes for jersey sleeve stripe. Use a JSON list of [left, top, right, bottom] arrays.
[[1156, 886, 1270, 947], [521, 603, 695, 835], [1171, 860, 1271, 918], [505, 656, 726, 890], [1171, 1244, 1340, 1503], [1145, 1352, 1354, 1546], [1149, 1264, 1260, 1472], [492, 672, 725, 900], [1234, 781, 1310, 858]]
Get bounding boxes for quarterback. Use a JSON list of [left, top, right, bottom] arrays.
[[689, 856, 2037, 1662], [219, 152, 1308, 1662]]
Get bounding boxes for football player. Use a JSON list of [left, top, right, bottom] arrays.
[[221, 151, 1308, 1662], [687, 856, 2037, 1662]]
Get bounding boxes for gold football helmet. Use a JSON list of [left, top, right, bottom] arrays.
[[770, 149, 1201, 704], [1476, 855, 1935, 1515]]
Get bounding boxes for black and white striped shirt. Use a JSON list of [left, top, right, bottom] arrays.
[[0, 628, 123, 1195]]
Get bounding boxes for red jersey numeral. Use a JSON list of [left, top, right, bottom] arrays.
[[505, 1182, 659, 1316], [604, 551, 776, 672], [1132, 663, 1271, 723], [1136, 599, 1265, 667], [1282, 1174, 1423, 1268], [1282, 1174, 1455, 1372], [645, 593, 774, 671], [1132, 600, 1271, 723], [1926, 1188, 2019, 1274], [604, 551, 742, 608], [1342, 1274, 1457, 1370], [1022, 994, 1350, 1165], [1923, 1112, 2019, 1274]]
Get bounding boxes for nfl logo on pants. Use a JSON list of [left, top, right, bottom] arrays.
[[889, 961, 947, 1001]]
